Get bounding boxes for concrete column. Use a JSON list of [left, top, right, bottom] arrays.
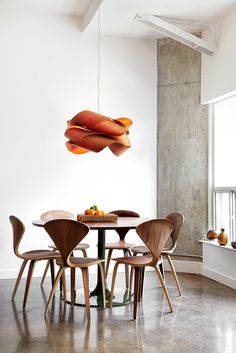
[[157, 38, 208, 257]]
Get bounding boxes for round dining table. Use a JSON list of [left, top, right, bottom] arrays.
[[33, 217, 151, 307]]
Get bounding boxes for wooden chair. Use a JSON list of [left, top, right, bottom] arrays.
[[44, 219, 106, 321], [40, 210, 89, 286], [131, 212, 185, 295], [109, 219, 174, 319], [9, 215, 61, 309], [105, 210, 139, 288]]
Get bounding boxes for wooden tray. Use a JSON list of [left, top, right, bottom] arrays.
[[77, 213, 118, 223]]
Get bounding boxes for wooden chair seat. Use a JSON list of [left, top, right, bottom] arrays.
[[132, 245, 172, 255], [9, 215, 60, 309], [21, 250, 60, 260], [112, 255, 153, 266], [105, 241, 134, 250], [56, 256, 104, 267], [49, 243, 89, 251], [131, 245, 149, 254]]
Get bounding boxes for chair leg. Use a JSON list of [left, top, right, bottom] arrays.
[[81, 268, 91, 322], [159, 255, 165, 280], [98, 263, 106, 308], [70, 267, 76, 304], [23, 260, 36, 309], [44, 267, 65, 316], [129, 253, 137, 295], [12, 259, 28, 300], [82, 249, 88, 257], [123, 249, 130, 289], [139, 267, 145, 299], [153, 265, 173, 313], [105, 249, 113, 279], [137, 268, 142, 303], [129, 266, 134, 299], [109, 262, 119, 308], [61, 269, 67, 302], [49, 259, 55, 286], [165, 254, 181, 296], [41, 260, 50, 286], [133, 267, 140, 320]]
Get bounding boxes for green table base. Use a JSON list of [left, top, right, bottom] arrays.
[[66, 288, 133, 308]]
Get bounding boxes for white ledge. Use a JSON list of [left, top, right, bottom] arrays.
[[200, 239, 236, 252], [201, 239, 236, 289]]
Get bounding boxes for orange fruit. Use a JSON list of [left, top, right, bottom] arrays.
[[95, 210, 103, 216], [85, 209, 96, 215]]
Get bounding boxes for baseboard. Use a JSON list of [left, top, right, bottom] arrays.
[[0, 270, 19, 280], [202, 265, 236, 290], [0, 259, 203, 280], [162, 259, 202, 274], [0, 266, 47, 280]]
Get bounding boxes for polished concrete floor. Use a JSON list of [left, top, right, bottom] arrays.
[[1, 271, 236, 353]]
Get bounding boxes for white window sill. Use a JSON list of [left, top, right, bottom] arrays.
[[199, 239, 236, 252]]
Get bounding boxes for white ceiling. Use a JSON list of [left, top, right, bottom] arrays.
[[1, 0, 236, 38], [0, 0, 90, 16], [87, 0, 236, 38]]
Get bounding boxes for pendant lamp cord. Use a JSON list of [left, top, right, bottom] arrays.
[[97, 6, 101, 114]]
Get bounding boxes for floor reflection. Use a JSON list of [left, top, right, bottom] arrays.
[[2, 272, 236, 353]]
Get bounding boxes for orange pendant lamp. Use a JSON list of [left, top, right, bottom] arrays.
[[65, 110, 132, 156], [64, 6, 132, 156]]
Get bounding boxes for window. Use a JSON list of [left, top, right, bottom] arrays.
[[211, 95, 236, 242]]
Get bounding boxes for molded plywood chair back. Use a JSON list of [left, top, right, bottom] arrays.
[[136, 218, 174, 265], [10, 215, 25, 258], [40, 210, 74, 221], [44, 219, 89, 267], [40, 210, 89, 286], [109, 210, 139, 218], [165, 212, 185, 252]]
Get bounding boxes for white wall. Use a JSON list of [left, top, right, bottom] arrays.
[[0, 9, 157, 278], [201, 7, 236, 103]]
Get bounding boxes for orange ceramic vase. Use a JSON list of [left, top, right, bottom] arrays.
[[207, 230, 218, 240], [218, 228, 228, 246]]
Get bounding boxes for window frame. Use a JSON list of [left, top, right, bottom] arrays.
[[209, 95, 236, 242]]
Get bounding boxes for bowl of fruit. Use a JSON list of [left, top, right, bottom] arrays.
[[84, 205, 105, 216], [77, 206, 118, 222]]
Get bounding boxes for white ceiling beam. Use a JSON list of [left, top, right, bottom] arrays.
[[82, 0, 103, 32], [135, 13, 217, 56]]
